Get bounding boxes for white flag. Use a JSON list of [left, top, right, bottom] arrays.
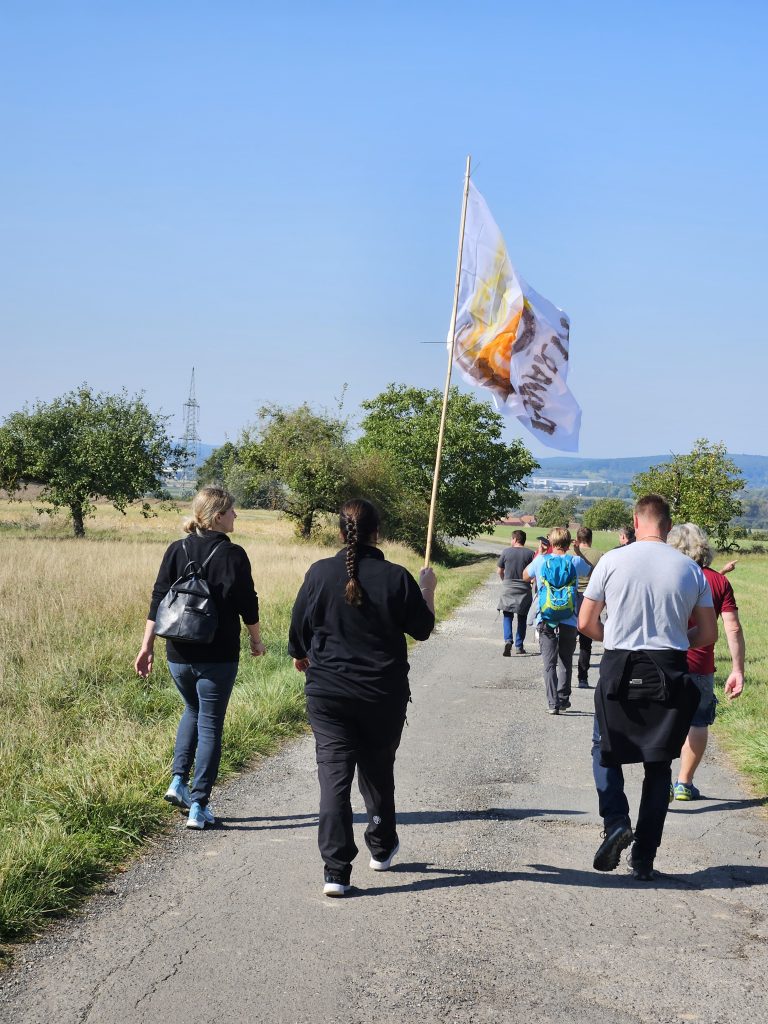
[[450, 181, 581, 451]]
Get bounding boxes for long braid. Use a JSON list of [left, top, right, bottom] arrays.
[[343, 510, 363, 606], [339, 499, 380, 606]]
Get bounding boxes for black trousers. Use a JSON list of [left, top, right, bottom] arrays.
[[633, 760, 673, 861], [306, 693, 408, 873], [577, 631, 593, 682]]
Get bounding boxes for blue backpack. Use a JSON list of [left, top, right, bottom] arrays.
[[538, 555, 578, 624]]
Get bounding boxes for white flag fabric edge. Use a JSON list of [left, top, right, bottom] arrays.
[[449, 181, 582, 452]]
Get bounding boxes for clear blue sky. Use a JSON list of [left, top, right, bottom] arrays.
[[2, 1, 765, 459]]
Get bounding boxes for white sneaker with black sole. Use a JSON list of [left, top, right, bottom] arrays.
[[369, 841, 400, 871]]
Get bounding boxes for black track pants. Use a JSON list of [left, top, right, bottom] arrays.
[[306, 693, 408, 873]]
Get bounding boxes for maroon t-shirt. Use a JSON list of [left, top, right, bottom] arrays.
[[687, 566, 737, 675]]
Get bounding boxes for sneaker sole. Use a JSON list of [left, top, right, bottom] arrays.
[[323, 883, 351, 897], [164, 792, 191, 810], [369, 842, 400, 871]]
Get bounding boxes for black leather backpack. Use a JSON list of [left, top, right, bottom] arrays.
[[154, 539, 225, 644]]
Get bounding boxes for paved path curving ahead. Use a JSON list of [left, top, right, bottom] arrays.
[[3, 575, 767, 1024]]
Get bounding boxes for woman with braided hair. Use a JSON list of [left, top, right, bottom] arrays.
[[289, 498, 436, 896]]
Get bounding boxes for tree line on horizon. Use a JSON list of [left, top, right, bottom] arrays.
[[0, 385, 748, 552]]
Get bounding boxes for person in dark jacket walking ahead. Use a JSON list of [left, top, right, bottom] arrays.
[[289, 499, 436, 897], [135, 487, 265, 830]]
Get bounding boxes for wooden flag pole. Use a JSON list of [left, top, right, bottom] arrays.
[[424, 154, 472, 568]]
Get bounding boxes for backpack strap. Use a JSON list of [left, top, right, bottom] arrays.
[[180, 538, 227, 578], [199, 539, 227, 574]]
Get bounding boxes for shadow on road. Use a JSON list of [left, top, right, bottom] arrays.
[[218, 812, 318, 831], [348, 861, 768, 897], [372, 807, 586, 825], [668, 797, 767, 814]]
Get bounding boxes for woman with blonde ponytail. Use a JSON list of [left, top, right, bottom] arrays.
[[135, 487, 265, 829], [289, 498, 437, 897]]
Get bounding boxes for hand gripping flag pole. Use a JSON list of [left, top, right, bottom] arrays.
[[424, 155, 472, 569]]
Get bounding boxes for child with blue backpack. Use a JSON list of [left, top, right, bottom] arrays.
[[523, 527, 594, 714]]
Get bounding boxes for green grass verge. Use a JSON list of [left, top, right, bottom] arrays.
[[710, 553, 768, 799], [0, 542, 493, 952]]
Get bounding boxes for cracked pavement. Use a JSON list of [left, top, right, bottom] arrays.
[[2, 575, 767, 1023]]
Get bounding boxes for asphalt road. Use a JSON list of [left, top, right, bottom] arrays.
[[3, 574, 767, 1024]]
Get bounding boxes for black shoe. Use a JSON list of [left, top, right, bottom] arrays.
[[577, 679, 590, 689], [516, 646, 527, 655], [593, 824, 633, 872], [503, 642, 512, 657], [559, 699, 571, 711], [628, 845, 655, 881], [323, 867, 351, 897]]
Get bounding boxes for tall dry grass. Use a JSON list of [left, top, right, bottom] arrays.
[[0, 500, 494, 946]]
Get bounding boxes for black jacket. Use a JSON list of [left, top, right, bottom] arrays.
[[288, 546, 434, 701], [595, 649, 701, 765], [149, 531, 259, 664]]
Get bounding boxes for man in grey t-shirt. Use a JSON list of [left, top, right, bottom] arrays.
[[579, 494, 716, 880], [496, 530, 534, 655]]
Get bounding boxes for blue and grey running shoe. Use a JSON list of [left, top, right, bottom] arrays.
[[674, 780, 701, 801], [164, 775, 192, 809], [187, 802, 207, 829]]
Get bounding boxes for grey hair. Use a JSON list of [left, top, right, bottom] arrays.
[[667, 523, 713, 567]]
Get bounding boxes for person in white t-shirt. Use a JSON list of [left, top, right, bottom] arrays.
[[578, 494, 716, 881]]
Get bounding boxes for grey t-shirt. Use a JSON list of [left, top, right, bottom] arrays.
[[584, 541, 713, 651], [497, 546, 534, 579]]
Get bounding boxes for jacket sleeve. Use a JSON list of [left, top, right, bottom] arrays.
[[227, 545, 260, 624], [288, 573, 314, 658], [148, 543, 178, 621], [401, 570, 435, 641]]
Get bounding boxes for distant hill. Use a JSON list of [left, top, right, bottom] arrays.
[[173, 441, 219, 467], [535, 454, 768, 489]]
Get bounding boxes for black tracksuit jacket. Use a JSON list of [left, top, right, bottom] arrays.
[[288, 546, 435, 702]]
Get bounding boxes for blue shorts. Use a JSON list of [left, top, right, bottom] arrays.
[[690, 672, 718, 728]]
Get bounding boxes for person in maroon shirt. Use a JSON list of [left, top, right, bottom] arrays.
[[667, 524, 745, 799]]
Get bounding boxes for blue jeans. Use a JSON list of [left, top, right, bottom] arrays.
[[168, 661, 238, 806], [502, 612, 528, 649], [591, 717, 630, 829]]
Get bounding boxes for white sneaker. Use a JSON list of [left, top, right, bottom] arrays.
[[369, 841, 400, 871], [323, 870, 351, 896]]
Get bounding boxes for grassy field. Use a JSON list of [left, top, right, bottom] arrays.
[[0, 500, 494, 949], [482, 523, 768, 800]]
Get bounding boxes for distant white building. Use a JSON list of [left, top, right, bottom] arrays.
[[526, 477, 592, 492]]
